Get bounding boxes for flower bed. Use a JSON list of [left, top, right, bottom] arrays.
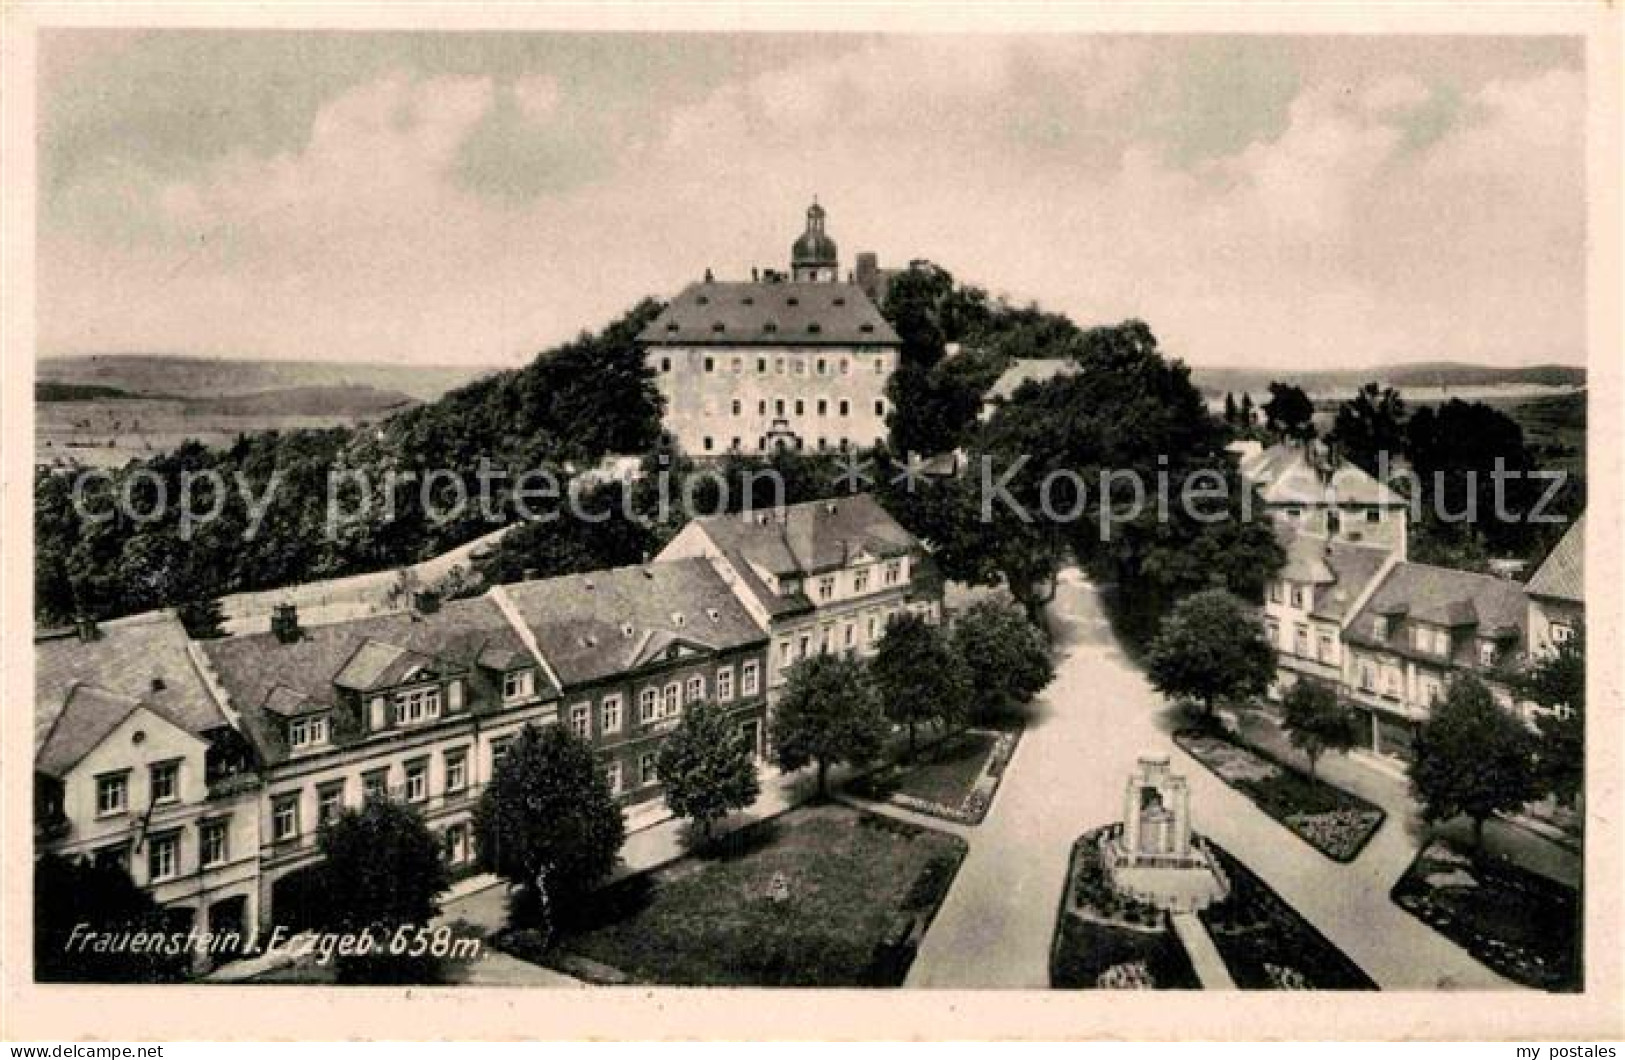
[[1199, 842, 1377, 991], [1049, 826, 1200, 990], [1175, 729, 1384, 862], [850, 726, 1022, 825], [1392, 839, 1580, 991]]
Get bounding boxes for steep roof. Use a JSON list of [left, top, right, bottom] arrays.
[[35, 612, 230, 769], [499, 558, 767, 689], [639, 280, 899, 348], [1526, 514, 1584, 604], [1276, 527, 1394, 623], [1240, 443, 1405, 508], [197, 596, 544, 764], [689, 494, 920, 615], [1346, 561, 1529, 668]]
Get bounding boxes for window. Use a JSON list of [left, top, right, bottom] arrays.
[[289, 714, 328, 750], [1318, 633, 1335, 664], [686, 675, 705, 703], [94, 844, 130, 872], [640, 753, 659, 786], [370, 696, 387, 731], [874, 399, 885, 415], [1359, 662, 1377, 692], [817, 359, 827, 375], [660, 357, 671, 372], [1294, 625, 1310, 657], [663, 682, 681, 717], [639, 687, 659, 723], [704, 356, 715, 371], [731, 357, 742, 373], [149, 760, 179, 804], [445, 748, 469, 794], [732, 399, 742, 416], [570, 702, 591, 739], [272, 795, 300, 842], [200, 819, 228, 868], [1551, 622, 1575, 644], [1479, 642, 1498, 667], [1366, 509, 1382, 524], [1373, 616, 1390, 640], [840, 359, 850, 374], [1289, 585, 1304, 609], [492, 736, 516, 768], [1264, 617, 1280, 647], [795, 399, 805, 416], [148, 832, 179, 882], [394, 685, 442, 725], [776, 357, 785, 374], [742, 660, 760, 696], [716, 666, 735, 702], [817, 399, 828, 416], [818, 576, 835, 601], [605, 759, 624, 794], [404, 759, 428, 803], [884, 561, 902, 586], [363, 768, 390, 800], [853, 570, 869, 593], [844, 623, 856, 648], [1269, 582, 1284, 604], [794, 360, 806, 376], [1327, 510, 1342, 534], [757, 358, 766, 374], [447, 678, 465, 712], [704, 437, 714, 452], [867, 614, 878, 640], [444, 823, 470, 866], [504, 669, 536, 703], [775, 398, 786, 416], [798, 634, 810, 659], [96, 772, 128, 816], [317, 781, 345, 825], [839, 399, 849, 416], [601, 694, 623, 735]]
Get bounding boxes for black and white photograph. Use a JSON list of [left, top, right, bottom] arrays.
[[2, 3, 1619, 1045]]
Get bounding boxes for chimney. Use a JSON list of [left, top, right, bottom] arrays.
[[74, 615, 100, 643], [271, 603, 301, 644], [412, 589, 440, 615], [704, 267, 714, 283], [150, 676, 167, 693]]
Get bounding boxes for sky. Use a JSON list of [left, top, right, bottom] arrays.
[[37, 31, 1585, 370]]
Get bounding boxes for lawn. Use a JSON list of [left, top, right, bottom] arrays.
[[1392, 839, 1580, 991], [1200, 842, 1377, 990], [848, 727, 1021, 824], [1049, 827, 1200, 990], [525, 803, 967, 986], [1175, 728, 1385, 862]]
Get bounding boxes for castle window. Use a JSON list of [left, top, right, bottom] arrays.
[[711, 325, 724, 335], [704, 437, 714, 452], [776, 399, 786, 416], [874, 400, 885, 416], [841, 359, 850, 374], [817, 399, 827, 416], [704, 357, 715, 371], [731, 436, 741, 451], [794, 359, 805, 375], [839, 400, 849, 416], [817, 359, 827, 375], [758, 400, 767, 415], [776, 358, 785, 374], [757, 358, 767, 373], [795, 400, 805, 416], [765, 322, 779, 334], [661, 357, 672, 372], [732, 357, 742, 373], [808, 323, 822, 335], [732, 400, 742, 415]]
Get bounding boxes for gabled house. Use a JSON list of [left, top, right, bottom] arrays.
[[655, 493, 940, 699], [34, 612, 262, 959], [1237, 441, 1410, 557], [495, 558, 770, 805], [1526, 514, 1584, 663], [1263, 527, 1397, 697], [195, 594, 557, 929], [1341, 562, 1530, 760]]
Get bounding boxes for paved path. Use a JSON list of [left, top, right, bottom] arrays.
[[1170, 913, 1235, 989], [907, 568, 1520, 990]]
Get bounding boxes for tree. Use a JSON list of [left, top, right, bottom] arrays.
[[771, 653, 888, 797], [1262, 382, 1316, 441], [176, 596, 227, 639], [1405, 398, 1541, 557], [950, 598, 1055, 723], [1279, 679, 1362, 783], [1144, 589, 1275, 719], [1329, 382, 1407, 477], [473, 723, 625, 921], [34, 852, 190, 983], [1238, 392, 1255, 429], [1223, 392, 1238, 425], [1521, 628, 1585, 807], [870, 612, 971, 754], [1410, 675, 1539, 851], [313, 798, 451, 982], [656, 699, 761, 844]]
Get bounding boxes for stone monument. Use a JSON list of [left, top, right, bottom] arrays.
[[1103, 753, 1228, 912]]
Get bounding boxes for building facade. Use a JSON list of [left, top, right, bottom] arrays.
[[1263, 530, 1397, 701], [656, 494, 941, 701], [1526, 514, 1584, 663], [496, 559, 770, 806], [34, 613, 263, 964], [640, 203, 902, 457], [1235, 441, 1410, 558]]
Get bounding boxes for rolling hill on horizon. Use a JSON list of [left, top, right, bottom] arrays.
[[37, 353, 495, 403]]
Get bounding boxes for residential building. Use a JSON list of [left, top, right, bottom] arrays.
[[1526, 514, 1584, 662], [656, 493, 940, 700], [639, 202, 902, 457], [1236, 441, 1410, 557], [495, 559, 770, 806], [34, 613, 263, 962], [1340, 563, 1530, 761], [194, 595, 558, 931], [1263, 528, 1397, 700]]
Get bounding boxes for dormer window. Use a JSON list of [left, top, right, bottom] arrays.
[[833, 296, 846, 306], [672, 612, 686, 628], [621, 622, 635, 639], [859, 322, 875, 333], [765, 322, 779, 334], [711, 323, 725, 334], [787, 297, 800, 307], [665, 322, 680, 333], [808, 323, 822, 335], [697, 295, 710, 306], [1374, 616, 1390, 640], [706, 608, 720, 622], [394, 685, 441, 726], [1479, 642, 1498, 667], [289, 714, 329, 750]]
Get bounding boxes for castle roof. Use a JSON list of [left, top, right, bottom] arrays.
[[639, 280, 899, 348]]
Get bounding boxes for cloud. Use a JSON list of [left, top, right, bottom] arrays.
[[37, 36, 1586, 371]]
